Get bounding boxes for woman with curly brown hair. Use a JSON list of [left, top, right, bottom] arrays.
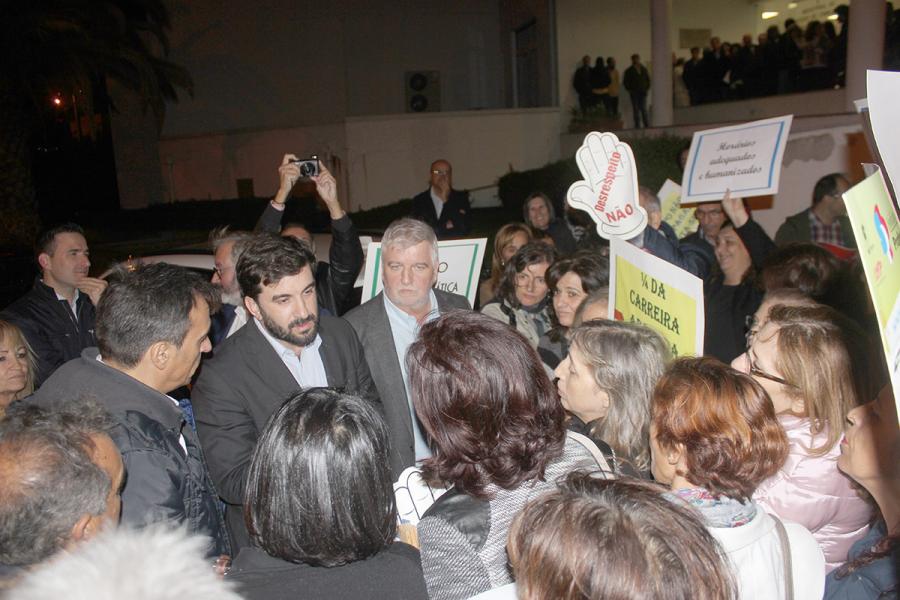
[[408, 311, 609, 600], [651, 357, 825, 599]]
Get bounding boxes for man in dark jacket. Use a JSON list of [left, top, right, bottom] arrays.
[[573, 54, 594, 114], [410, 159, 472, 239], [255, 154, 363, 315], [344, 218, 470, 479], [2, 223, 107, 386], [623, 54, 650, 128], [192, 234, 377, 550], [29, 263, 230, 558], [775, 173, 855, 248]]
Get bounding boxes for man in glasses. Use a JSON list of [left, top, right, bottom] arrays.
[[410, 159, 472, 239], [681, 200, 726, 274]]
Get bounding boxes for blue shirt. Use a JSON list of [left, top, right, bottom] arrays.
[[254, 318, 328, 389], [384, 290, 439, 461]]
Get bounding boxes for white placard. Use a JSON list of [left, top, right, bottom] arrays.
[[680, 115, 793, 203], [866, 70, 900, 204], [361, 238, 487, 307]]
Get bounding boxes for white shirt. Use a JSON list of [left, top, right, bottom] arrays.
[[225, 305, 248, 338], [430, 187, 444, 220], [384, 290, 439, 461], [253, 318, 328, 388]]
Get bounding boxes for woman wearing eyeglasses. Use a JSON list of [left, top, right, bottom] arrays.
[[481, 242, 558, 349], [732, 304, 871, 571]]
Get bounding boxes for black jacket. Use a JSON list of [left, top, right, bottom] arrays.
[[704, 219, 775, 363], [256, 206, 364, 315], [191, 315, 378, 550], [28, 349, 230, 558], [1, 278, 97, 386], [410, 189, 472, 239], [229, 544, 427, 600]]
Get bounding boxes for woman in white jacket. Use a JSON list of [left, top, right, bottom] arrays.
[[651, 357, 825, 600]]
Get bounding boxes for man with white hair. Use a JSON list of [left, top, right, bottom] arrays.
[[344, 218, 470, 478]]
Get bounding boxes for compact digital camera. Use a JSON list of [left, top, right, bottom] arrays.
[[289, 155, 319, 178]]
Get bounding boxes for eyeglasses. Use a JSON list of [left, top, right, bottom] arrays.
[[747, 350, 793, 387], [213, 265, 233, 277], [431, 169, 450, 176], [695, 208, 724, 220], [744, 314, 758, 347]]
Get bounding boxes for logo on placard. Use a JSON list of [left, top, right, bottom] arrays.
[[874, 205, 894, 264], [566, 132, 647, 240]]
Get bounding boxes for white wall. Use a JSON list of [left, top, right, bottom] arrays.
[[158, 107, 562, 211], [161, 0, 505, 138], [344, 108, 562, 210]]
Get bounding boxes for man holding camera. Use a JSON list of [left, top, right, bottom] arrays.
[[410, 159, 471, 239], [254, 154, 363, 316]]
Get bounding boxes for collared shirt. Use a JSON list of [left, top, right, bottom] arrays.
[[52, 285, 80, 322], [96, 354, 187, 453], [430, 187, 444, 220], [384, 290, 439, 461], [254, 318, 328, 388], [808, 210, 844, 246], [226, 304, 248, 338]]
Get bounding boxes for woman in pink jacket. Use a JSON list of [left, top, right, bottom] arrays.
[[733, 303, 871, 571]]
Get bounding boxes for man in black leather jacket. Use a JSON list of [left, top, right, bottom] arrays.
[[29, 263, 230, 559], [1, 223, 107, 386]]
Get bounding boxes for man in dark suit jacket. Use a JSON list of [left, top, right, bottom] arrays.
[[410, 159, 472, 239], [191, 234, 376, 550], [344, 218, 470, 478]]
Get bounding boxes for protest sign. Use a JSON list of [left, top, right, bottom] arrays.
[[657, 179, 698, 239], [867, 70, 900, 205], [681, 115, 793, 204], [567, 131, 648, 240], [842, 167, 900, 410], [608, 238, 704, 357], [361, 238, 487, 307]]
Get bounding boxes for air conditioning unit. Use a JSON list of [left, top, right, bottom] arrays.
[[405, 70, 441, 113]]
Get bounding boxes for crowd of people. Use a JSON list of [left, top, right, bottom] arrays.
[[578, 5, 900, 121], [0, 151, 897, 600]]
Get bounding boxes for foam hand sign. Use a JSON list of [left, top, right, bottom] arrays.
[[567, 132, 647, 240]]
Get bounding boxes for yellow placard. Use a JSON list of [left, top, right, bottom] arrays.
[[609, 239, 704, 358], [658, 179, 698, 239]]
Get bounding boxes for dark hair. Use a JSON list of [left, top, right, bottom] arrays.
[[546, 251, 610, 330], [812, 173, 848, 206], [35, 222, 85, 257], [761, 242, 842, 303], [407, 310, 566, 499], [96, 263, 220, 368], [244, 388, 396, 567], [495, 242, 558, 308], [509, 473, 737, 600], [0, 399, 115, 566], [652, 357, 788, 500], [236, 233, 317, 300]]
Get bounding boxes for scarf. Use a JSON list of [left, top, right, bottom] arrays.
[[668, 487, 757, 528]]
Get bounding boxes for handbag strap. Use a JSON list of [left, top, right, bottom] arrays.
[[771, 514, 794, 600], [565, 430, 615, 477]]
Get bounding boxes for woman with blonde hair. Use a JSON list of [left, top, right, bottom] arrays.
[[554, 319, 670, 476], [732, 304, 871, 571], [478, 223, 532, 305], [0, 320, 36, 416]]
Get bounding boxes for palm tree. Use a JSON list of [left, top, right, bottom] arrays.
[[0, 0, 192, 248]]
